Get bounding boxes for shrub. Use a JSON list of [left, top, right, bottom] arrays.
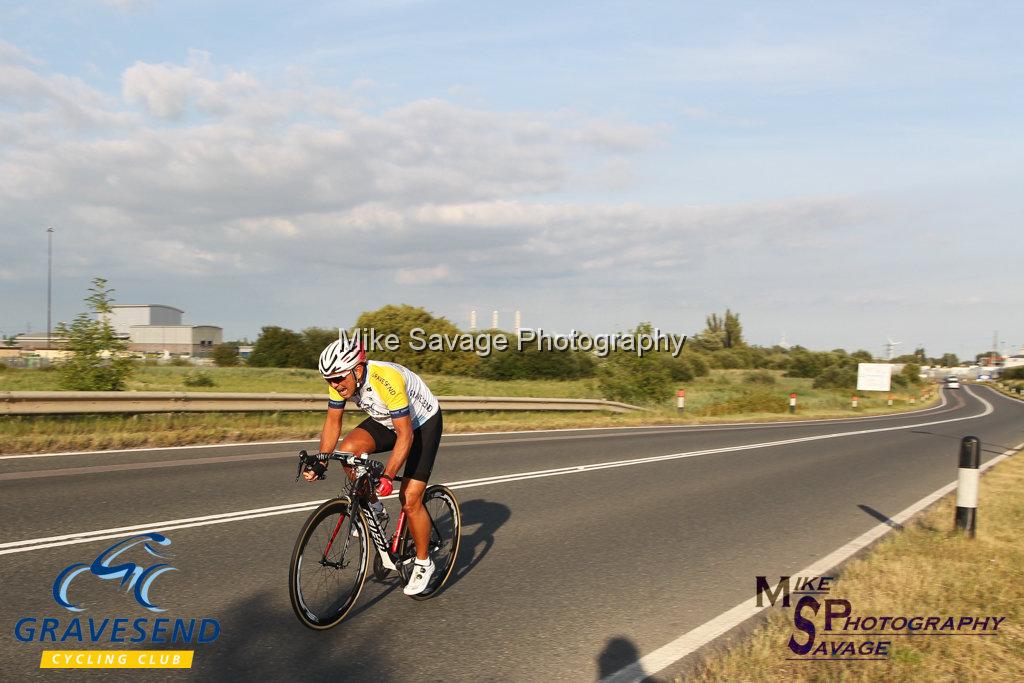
[[813, 363, 858, 389], [697, 387, 788, 416], [900, 363, 922, 385], [666, 355, 694, 382], [476, 345, 595, 380], [786, 350, 843, 379], [183, 371, 215, 387], [1002, 366, 1024, 380], [686, 354, 710, 377], [598, 356, 673, 405], [744, 370, 776, 385], [211, 344, 240, 367]]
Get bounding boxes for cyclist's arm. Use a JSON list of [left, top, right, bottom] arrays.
[[383, 413, 413, 480], [319, 406, 344, 454]]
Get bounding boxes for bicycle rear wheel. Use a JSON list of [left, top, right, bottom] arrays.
[[398, 485, 462, 600], [289, 497, 369, 629]]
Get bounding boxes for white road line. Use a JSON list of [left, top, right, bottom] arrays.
[[0, 392, 949, 461], [600, 433, 1024, 683], [0, 387, 992, 555]]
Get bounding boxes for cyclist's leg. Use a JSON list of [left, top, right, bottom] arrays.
[[400, 411, 442, 560], [338, 419, 392, 482]]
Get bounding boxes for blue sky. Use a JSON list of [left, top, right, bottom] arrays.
[[1, 1, 1021, 359]]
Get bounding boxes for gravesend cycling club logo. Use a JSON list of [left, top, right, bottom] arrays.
[[756, 575, 1008, 661], [53, 533, 176, 612], [12, 533, 222, 670]]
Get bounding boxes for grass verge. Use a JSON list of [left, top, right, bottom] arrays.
[[687, 448, 1024, 682], [1, 394, 940, 455], [0, 368, 940, 454]]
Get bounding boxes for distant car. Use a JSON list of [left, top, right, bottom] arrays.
[[977, 374, 991, 381], [946, 377, 961, 389]]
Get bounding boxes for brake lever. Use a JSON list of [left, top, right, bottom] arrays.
[[295, 450, 328, 482]]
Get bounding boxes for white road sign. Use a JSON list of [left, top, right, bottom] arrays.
[[857, 363, 893, 392]]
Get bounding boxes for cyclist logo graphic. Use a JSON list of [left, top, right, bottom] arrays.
[[52, 533, 176, 613]]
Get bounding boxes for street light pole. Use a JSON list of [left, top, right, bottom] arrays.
[[47, 226, 53, 349]]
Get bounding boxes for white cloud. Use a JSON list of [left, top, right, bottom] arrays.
[[395, 264, 451, 285], [0, 44, 944, 345], [0, 39, 40, 66]]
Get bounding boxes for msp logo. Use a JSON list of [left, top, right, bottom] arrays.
[[53, 533, 176, 613], [755, 575, 1008, 662]]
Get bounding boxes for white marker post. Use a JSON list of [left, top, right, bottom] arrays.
[[676, 389, 685, 413], [789, 392, 797, 414], [851, 395, 859, 409], [955, 436, 981, 538], [887, 394, 893, 406]]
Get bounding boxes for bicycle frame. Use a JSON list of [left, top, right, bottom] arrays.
[[321, 457, 406, 573]]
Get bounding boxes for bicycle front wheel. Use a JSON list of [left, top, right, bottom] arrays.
[[399, 484, 462, 600], [289, 497, 369, 629]]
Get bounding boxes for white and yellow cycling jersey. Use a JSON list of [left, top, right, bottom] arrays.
[[327, 360, 439, 431]]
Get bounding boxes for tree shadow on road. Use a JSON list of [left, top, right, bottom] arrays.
[[597, 636, 647, 681]]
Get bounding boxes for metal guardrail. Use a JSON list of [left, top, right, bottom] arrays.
[[0, 391, 645, 415]]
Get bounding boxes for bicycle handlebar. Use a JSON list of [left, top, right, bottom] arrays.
[[295, 450, 396, 483]]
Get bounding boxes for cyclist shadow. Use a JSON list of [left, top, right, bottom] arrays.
[[194, 588, 392, 682], [444, 498, 511, 591], [360, 498, 510, 601], [597, 636, 647, 681]]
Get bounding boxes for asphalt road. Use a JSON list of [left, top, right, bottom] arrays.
[[1, 385, 1022, 681]]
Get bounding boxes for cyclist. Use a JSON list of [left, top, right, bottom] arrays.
[[302, 335, 443, 596]]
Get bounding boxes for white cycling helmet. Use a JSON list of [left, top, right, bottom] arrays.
[[318, 333, 365, 378]]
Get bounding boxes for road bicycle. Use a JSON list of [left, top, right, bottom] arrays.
[[288, 450, 461, 630]]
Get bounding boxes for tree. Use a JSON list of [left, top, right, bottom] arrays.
[[54, 278, 133, 390], [301, 328, 340, 367], [723, 309, 744, 348], [694, 309, 744, 350], [938, 353, 959, 367], [354, 304, 479, 375], [248, 326, 307, 367], [211, 343, 240, 367]]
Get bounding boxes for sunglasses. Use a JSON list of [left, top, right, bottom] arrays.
[[325, 371, 352, 384]]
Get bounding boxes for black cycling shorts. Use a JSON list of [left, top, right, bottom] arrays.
[[355, 410, 442, 483]]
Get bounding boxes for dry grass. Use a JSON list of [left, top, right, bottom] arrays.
[[687, 451, 1024, 682]]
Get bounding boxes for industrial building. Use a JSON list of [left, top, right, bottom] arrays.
[[14, 304, 222, 356], [104, 304, 185, 334], [128, 324, 223, 354], [107, 304, 222, 355]]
